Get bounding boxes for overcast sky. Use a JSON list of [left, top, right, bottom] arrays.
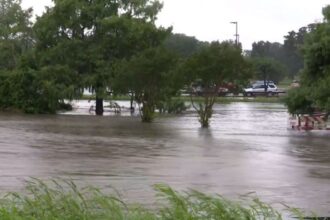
[[21, 0, 329, 49]]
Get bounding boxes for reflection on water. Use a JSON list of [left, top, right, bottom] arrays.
[[0, 102, 329, 215]]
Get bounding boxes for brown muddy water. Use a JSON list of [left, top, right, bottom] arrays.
[[0, 102, 329, 215]]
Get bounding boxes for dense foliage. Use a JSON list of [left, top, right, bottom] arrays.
[[33, 0, 169, 115], [0, 0, 173, 115], [163, 33, 208, 58], [285, 5, 330, 115], [250, 25, 314, 80], [0, 0, 329, 126], [0, 0, 33, 70], [0, 1, 75, 113], [0, 67, 75, 113], [0, 0, 36, 112], [252, 57, 287, 85], [251, 41, 284, 63], [114, 47, 178, 122], [0, 0, 209, 124]]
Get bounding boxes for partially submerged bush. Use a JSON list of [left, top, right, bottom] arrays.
[[0, 179, 321, 220], [284, 87, 314, 115], [157, 99, 189, 114]]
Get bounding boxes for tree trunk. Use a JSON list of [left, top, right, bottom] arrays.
[[198, 105, 213, 128], [130, 95, 135, 113], [95, 97, 104, 116], [191, 90, 215, 128], [141, 102, 154, 122], [263, 73, 268, 92]]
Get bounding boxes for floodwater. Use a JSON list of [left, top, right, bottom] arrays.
[[0, 102, 329, 216]]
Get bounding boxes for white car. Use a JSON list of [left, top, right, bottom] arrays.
[[243, 83, 278, 96]]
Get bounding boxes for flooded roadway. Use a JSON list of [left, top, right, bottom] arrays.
[[0, 102, 329, 215]]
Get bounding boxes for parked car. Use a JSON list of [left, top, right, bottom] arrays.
[[191, 81, 241, 96], [243, 83, 278, 96], [218, 87, 229, 96]]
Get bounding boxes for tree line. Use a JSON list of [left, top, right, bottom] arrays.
[[248, 24, 318, 83], [0, 0, 329, 127], [165, 6, 330, 118], [0, 0, 252, 128], [285, 6, 330, 117]]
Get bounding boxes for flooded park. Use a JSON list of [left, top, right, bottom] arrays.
[[0, 102, 329, 216], [1, 0, 329, 218]]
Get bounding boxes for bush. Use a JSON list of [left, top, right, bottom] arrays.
[[0, 67, 77, 114], [157, 99, 189, 114], [284, 87, 314, 114]]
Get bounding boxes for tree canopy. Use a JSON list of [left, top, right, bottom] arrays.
[[250, 25, 314, 81], [251, 41, 283, 62], [0, 0, 44, 112], [0, 0, 174, 115], [163, 33, 208, 58], [114, 47, 178, 122], [33, 0, 169, 115], [183, 41, 251, 127], [0, 0, 329, 127], [285, 5, 330, 115], [251, 57, 287, 84], [0, 0, 32, 70]]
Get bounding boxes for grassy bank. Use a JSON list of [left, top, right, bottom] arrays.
[[0, 180, 318, 220]]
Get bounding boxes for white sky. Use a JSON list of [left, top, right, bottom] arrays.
[[21, 0, 329, 49]]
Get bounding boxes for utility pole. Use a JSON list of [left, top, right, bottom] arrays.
[[230, 21, 239, 46]]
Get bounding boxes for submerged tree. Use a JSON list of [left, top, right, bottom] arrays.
[[34, 0, 169, 115], [114, 47, 178, 122], [183, 42, 250, 128]]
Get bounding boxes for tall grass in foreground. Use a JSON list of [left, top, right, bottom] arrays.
[[0, 179, 320, 220]]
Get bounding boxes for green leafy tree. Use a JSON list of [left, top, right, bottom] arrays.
[[282, 25, 316, 79], [163, 33, 208, 58], [0, 67, 75, 113], [251, 26, 315, 80], [183, 41, 250, 128], [285, 87, 314, 115], [0, 0, 33, 71], [114, 47, 178, 122], [283, 31, 304, 79], [251, 41, 284, 62], [0, 0, 39, 111], [285, 5, 330, 116], [250, 41, 290, 82], [34, 0, 169, 115], [252, 57, 287, 86]]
